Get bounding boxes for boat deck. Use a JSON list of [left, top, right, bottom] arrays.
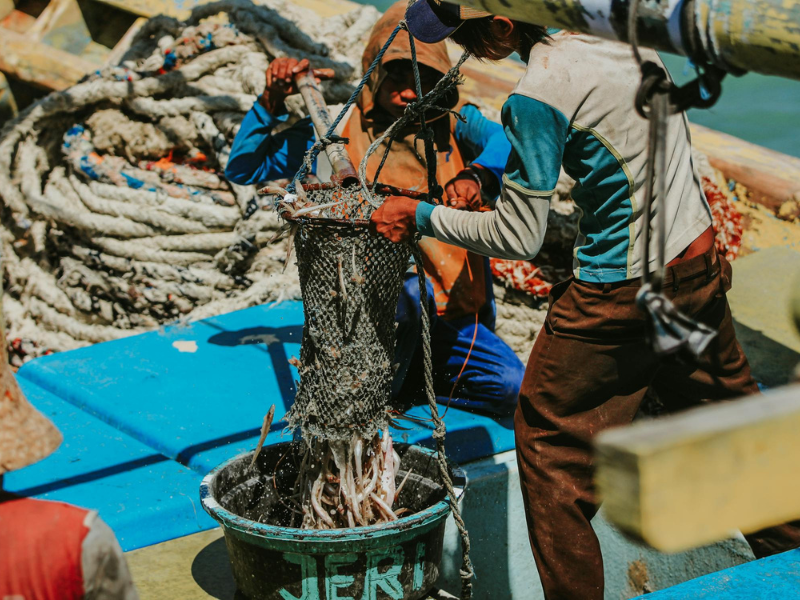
[[4, 248, 799, 597]]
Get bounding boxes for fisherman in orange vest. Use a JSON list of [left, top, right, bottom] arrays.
[[226, 1, 524, 416]]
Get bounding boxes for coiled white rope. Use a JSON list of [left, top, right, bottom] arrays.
[[0, 0, 381, 364]]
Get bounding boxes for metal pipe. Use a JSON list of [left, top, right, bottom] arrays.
[[449, 0, 800, 81], [293, 71, 359, 186]]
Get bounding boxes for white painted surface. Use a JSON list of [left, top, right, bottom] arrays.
[[436, 451, 753, 598]]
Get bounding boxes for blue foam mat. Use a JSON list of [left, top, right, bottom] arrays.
[[12, 301, 515, 550], [635, 549, 800, 599], [4, 381, 215, 551], [18, 303, 306, 474]]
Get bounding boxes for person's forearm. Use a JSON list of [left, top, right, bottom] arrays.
[[455, 104, 511, 190], [225, 102, 312, 186], [417, 180, 551, 260]]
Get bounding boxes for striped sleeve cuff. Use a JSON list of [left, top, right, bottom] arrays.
[[415, 202, 437, 237]]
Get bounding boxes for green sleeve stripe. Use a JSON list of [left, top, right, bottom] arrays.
[[502, 174, 556, 198]]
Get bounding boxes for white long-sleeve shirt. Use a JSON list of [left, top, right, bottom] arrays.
[[416, 31, 711, 283]]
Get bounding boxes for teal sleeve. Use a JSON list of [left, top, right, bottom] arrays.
[[415, 202, 436, 237], [501, 94, 569, 193]]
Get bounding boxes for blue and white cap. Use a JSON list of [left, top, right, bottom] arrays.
[[405, 0, 492, 44]]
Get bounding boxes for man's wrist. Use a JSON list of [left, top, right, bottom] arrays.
[[415, 202, 436, 237], [462, 166, 483, 190], [258, 91, 287, 116], [470, 163, 500, 204]]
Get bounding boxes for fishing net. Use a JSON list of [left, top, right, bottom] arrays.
[[273, 184, 411, 440]]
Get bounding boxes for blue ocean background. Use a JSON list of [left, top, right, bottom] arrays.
[[353, 0, 800, 159]]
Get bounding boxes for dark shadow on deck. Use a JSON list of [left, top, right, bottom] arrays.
[[733, 319, 800, 388]]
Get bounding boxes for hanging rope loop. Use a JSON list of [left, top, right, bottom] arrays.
[[412, 238, 474, 600], [634, 60, 725, 119], [629, 0, 725, 120], [629, 0, 720, 360]]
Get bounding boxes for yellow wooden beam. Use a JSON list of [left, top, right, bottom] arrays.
[[0, 71, 18, 122], [92, 0, 359, 20], [0, 27, 96, 90], [595, 384, 800, 553], [690, 124, 800, 211]]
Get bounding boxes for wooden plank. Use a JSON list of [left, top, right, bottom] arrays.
[[0, 27, 96, 90], [93, 0, 359, 19], [38, 0, 94, 58], [727, 247, 800, 388], [0, 0, 14, 18], [0, 71, 19, 122], [690, 123, 800, 211], [105, 16, 147, 67], [28, 0, 70, 39], [595, 384, 800, 553]]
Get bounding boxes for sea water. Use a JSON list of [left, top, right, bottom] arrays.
[[355, 0, 800, 159]]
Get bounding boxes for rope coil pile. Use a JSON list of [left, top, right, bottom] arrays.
[[0, 0, 381, 365]]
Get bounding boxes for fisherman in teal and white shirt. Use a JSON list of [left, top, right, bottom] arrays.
[[370, 3, 800, 598]]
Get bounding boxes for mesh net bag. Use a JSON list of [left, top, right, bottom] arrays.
[[278, 183, 412, 440]]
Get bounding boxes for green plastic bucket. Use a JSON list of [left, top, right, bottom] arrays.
[[200, 442, 466, 600]]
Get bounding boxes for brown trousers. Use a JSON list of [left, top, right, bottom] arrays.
[[515, 247, 800, 600]]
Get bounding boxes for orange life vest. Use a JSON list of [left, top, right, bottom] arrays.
[[343, 110, 488, 320]]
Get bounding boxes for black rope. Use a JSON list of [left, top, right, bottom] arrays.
[[408, 29, 443, 203], [628, 0, 726, 119], [413, 241, 474, 600]]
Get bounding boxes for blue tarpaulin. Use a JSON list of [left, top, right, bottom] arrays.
[[4, 302, 514, 551]]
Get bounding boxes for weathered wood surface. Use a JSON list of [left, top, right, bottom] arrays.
[[0, 71, 17, 122], [691, 123, 800, 211], [595, 384, 800, 553], [0, 27, 96, 91], [94, 0, 356, 19]]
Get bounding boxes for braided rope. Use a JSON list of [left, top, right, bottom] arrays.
[[413, 242, 474, 600]]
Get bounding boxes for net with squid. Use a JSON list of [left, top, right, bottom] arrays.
[[261, 182, 414, 441]]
